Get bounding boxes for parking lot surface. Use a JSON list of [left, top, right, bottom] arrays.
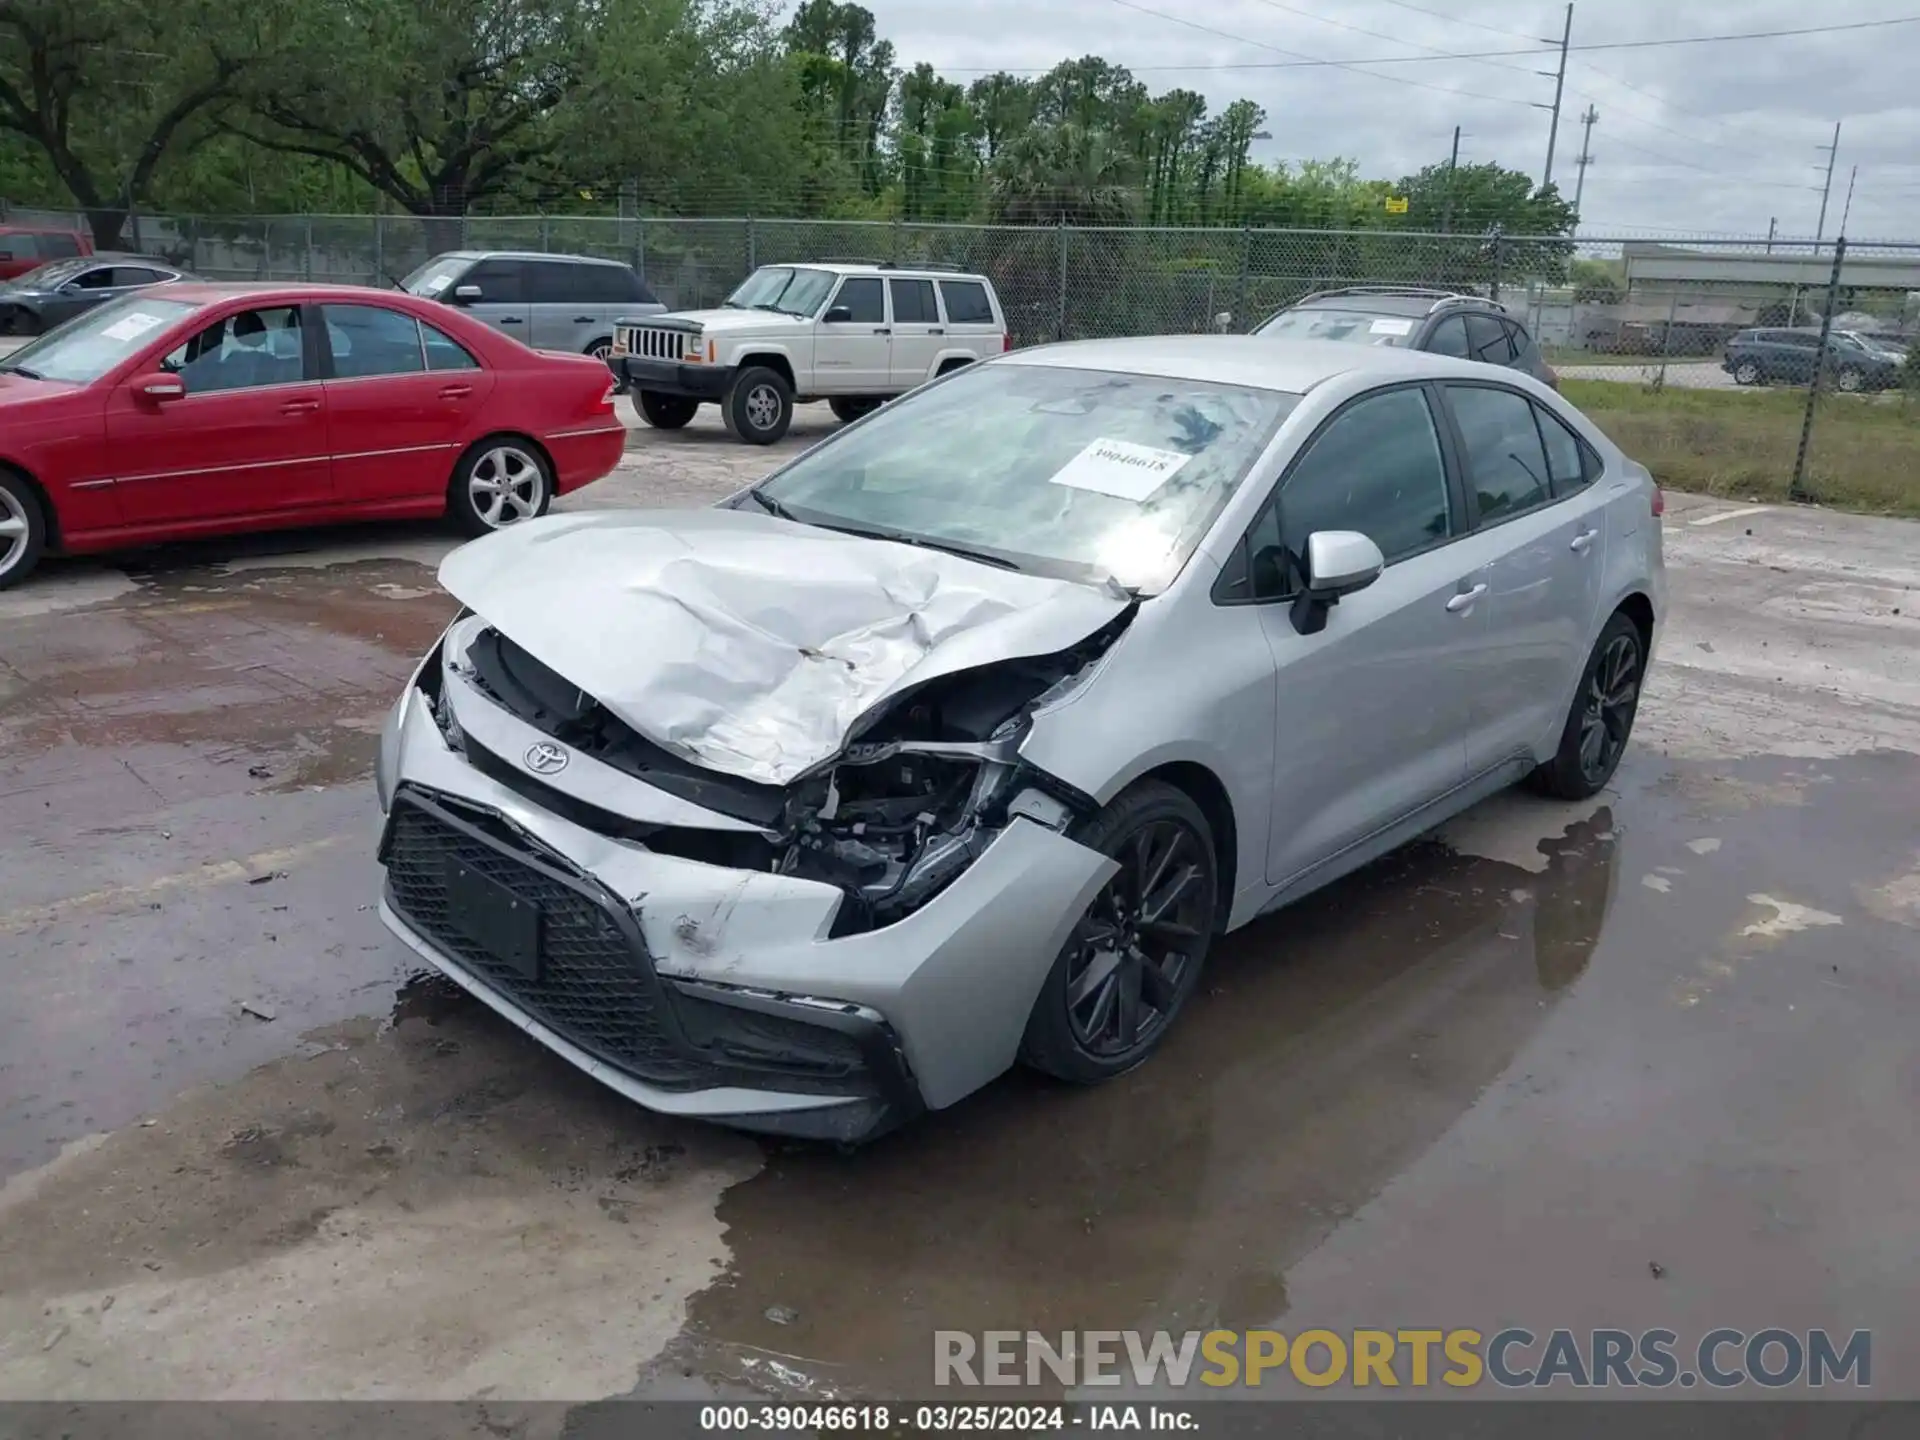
[[1, 400, 1918, 1405], [1555, 360, 1737, 390]]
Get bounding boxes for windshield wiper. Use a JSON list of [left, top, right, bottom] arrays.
[[811, 519, 1022, 571], [0, 364, 43, 379], [744, 486, 800, 521]]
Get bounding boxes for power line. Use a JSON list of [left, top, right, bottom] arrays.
[[940, 13, 1920, 73], [1099, 0, 1539, 106], [1368, 0, 1554, 46], [1241, 0, 1553, 82]]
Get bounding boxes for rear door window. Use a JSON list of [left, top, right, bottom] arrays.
[[323, 303, 426, 378], [1464, 313, 1516, 365], [528, 261, 589, 304], [1446, 383, 1552, 523], [889, 278, 938, 324]]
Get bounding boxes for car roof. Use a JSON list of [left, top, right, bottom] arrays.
[[151, 282, 426, 305], [999, 334, 1522, 393], [433, 250, 630, 267], [767, 261, 990, 280]]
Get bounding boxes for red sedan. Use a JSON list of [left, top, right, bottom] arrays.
[[0, 282, 627, 589]]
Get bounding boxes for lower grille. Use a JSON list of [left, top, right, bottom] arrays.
[[381, 790, 714, 1087]]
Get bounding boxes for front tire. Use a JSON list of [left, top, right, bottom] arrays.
[[1527, 611, 1645, 800], [448, 439, 552, 537], [723, 366, 793, 445], [0, 469, 48, 591], [1835, 366, 1864, 393], [637, 391, 699, 429], [1020, 781, 1218, 1085], [1733, 360, 1760, 385], [828, 397, 880, 424]]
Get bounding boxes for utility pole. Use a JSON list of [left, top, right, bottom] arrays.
[[1838, 165, 1858, 235], [1571, 105, 1598, 222], [1814, 121, 1842, 242], [1442, 125, 1461, 234], [1766, 216, 1776, 254], [1542, 4, 1574, 189]]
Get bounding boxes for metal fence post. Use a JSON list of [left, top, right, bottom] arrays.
[[1489, 233, 1505, 303], [1790, 236, 1848, 503], [746, 216, 756, 272], [634, 218, 646, 281], [303, 216, 314, 280], [129, 206, 143, 252], [1055, 221, 1069, 341], [1235, 226, 1251, 330], [372, 214, 384, 286], [540, 213, 552, 252], [1654, 290, 1679, 389]]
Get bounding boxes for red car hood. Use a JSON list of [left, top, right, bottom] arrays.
[[0, 372, 79, 408]]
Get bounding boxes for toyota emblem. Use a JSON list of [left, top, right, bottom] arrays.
[[523, 742, 570, 775]]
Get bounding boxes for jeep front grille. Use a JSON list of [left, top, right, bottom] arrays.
[[621, 326, 688, 361]]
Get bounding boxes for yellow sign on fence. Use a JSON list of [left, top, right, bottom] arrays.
[[1385, 196, 1409, 214]]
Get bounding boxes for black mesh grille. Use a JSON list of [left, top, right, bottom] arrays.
[[381, 791, 714, 1087]]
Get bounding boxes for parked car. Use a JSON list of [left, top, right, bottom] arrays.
[[399, 250, 665, 388], [1253, 287, 1559, 388], [0, 226, 90, 281], [0, 283, 626, 589], [1722, 327, 1909, 392], [0, 253, 192, 335], [374, 336, 1664, 1143], [613, 261, 1010, 444]]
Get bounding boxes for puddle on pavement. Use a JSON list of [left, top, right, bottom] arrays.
[[649, 749, 1920, 1399], [0, 559, 456, 839]]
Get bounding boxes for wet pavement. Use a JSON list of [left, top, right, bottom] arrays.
[[0, 468, 1917, 1403]]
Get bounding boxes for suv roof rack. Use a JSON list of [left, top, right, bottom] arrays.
[[810, 257, 970, 273], [1296, 285, 1503, 312]]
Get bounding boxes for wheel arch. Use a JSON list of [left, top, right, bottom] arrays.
[[733, 351, 797, 391], [1127, 760, 1239, 935], [0, 458, 59, 551], [445, 431, 556, 514], [1614, 590, 1656, 654]]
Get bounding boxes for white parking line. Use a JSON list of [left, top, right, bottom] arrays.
[[1690, 505, 1773, 528]]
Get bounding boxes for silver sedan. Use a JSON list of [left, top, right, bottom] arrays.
[[374, 336, 1666, 1143]]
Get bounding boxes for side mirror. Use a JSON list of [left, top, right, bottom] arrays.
[[58, 281, 83, 295], [823, 304, 853, 324], [451, 283, 482, 304], [132, 372, 186, 405], [1290, 530, 1384, 635]]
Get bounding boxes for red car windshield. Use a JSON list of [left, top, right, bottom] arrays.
[[0, 294, 201, 383]]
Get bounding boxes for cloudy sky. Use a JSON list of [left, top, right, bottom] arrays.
[[862, 0, 1920, 240]]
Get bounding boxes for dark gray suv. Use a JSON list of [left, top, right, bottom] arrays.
[[1253, 287, 1558, 388]]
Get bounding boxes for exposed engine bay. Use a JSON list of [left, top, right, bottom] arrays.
[[434, 613, 1131, 935]]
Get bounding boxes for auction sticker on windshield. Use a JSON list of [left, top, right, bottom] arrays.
[[101, 312, 168, 342], [1048, 438, 1192, 503], [1369, 317, 1415, 336]]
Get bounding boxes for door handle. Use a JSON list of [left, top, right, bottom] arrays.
[[1446, 583, 1488, 613], [439, 384, 473, 399], [572, 315, 595, 324], [928, 328, 944, 335], [1570, 528, 1599, 554], [279, 398, 321, 415], [499, 317, 523, 325], [873, 327, 891, 335]]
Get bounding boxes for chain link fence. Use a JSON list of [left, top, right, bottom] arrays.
[[6, 203, 1916, 508]]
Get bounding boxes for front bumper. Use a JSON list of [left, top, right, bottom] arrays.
[[615, 355, 735, 400], [374, 675, 1114, 1142]]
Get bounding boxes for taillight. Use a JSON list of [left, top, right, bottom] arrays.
[[1651, 486, 1665, 517], [1002, 332, 1013, 352], [598, 381, 615, 410]]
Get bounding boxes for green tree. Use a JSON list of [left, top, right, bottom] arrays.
[[0, 0, 275, 245], [783, 0, 894, 195]]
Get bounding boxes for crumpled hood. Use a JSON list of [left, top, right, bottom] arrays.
[[438, 508, 1131, 786]]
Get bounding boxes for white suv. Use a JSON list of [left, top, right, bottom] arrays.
[[612, 262, 1009, 444]]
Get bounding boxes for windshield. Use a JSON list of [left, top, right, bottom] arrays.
[[1255, 306, 1420, 347], [5, 257, 93, 290], [753, 362, 1298, 593], [0, 294, 199, 384], [724, 266, 836, 316], [401, 255, 471, 297]]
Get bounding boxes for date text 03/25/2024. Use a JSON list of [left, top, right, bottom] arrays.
[[698, 1405, 1197, 1432]]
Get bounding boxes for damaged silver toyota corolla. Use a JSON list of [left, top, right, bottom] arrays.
[[375, 336, 1665, 1142]]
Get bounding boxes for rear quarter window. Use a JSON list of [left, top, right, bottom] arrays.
[[939, 280, 996, 325]]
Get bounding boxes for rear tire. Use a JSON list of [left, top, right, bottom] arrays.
[[722, 366, 793, 445], [0, 469, 48, 591], [1835, 366, 1864, 394], [637, 391, 699, 430], [1733, 360, 1760, 385], [1019, 781, 1218, 1085], [447, 439, 552, 538], [1526, 610, 1645, 801], [828, 397, 880, 424]]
